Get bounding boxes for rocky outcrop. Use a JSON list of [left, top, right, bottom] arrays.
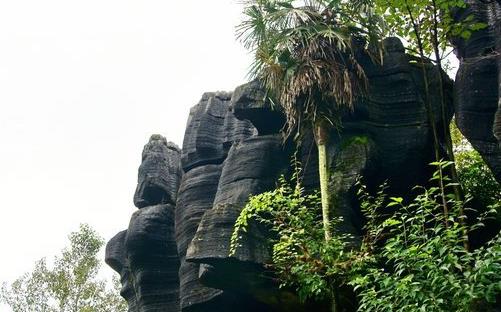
[[126, 204, 179, 312], [323, 37, 453, 242], [105, 231, 138, 312], [106, 36, 498, 312], [176, 92, 258, 311], [106, 135, 182, 312], [185, 135, 292, 307], [180, 92, 256, 172], [231, 79, 285, 135], [134, 135, 181, 208], [452, 0, 501, 182]]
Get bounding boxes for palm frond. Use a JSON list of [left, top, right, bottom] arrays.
[[238, 0, 383, 139]]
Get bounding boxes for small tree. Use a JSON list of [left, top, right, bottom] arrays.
[[238, 0, 382, 241], [1, 224, 127, 312]]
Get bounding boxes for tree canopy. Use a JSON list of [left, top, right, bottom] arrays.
[[0, 224, 127, 312]]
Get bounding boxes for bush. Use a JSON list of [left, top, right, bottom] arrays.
[[456, 150, 501, 208], [231, 162, 501, 311], [451, 121, 501, 208], [352, 166, 501, 311], [230, 177, 352, 303]]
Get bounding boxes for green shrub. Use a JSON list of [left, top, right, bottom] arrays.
[[456, 150, 501, 208], [231, 162, 501, 311], [352, 165, 501, 311], [230, 177, 353, 303], [451, 121, 501, 208]]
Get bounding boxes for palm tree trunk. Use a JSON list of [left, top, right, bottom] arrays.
[[315, 123, 332, 241]]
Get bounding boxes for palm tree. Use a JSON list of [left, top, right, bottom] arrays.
[[238, 0, 381, 241]]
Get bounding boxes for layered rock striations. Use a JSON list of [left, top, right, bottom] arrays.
[[452, 0, 501, 182], [106, 135, 181, 312], [175, 92, 260, 312], [107, 32, 500, 311]]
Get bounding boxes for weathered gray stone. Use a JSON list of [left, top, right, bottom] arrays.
[[174, 164, 224, 311], [134, 135, 181, 208], [452, 0, 501, 182], [108, 133, 182, 312], [181, 92, 256, 171], [354, 37, 452, 192], [175, 91, 259, 311], [185, 134, 291, 309], [126, 204, 180, 312], [213, 135, 291, 206], [231, 80, 285, 135], [105, 230, 139, 312]]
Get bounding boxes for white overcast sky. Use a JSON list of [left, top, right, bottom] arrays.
[[0, 0, 252, 292]]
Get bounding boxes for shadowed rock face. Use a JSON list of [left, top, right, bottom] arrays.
[[126, 204, 180, 312], [181, 92, 256, 172], [105, 231, 138, 312], [175, 92, 258, 311], [357, 37, 452, 190], [452, 0, 501, 182], [186, 135, 291, 300], [231, 79, 285, 135], [175, 164, 224, 311]]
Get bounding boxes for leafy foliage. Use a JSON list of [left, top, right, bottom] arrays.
[[373, 0, 486, 57], [238, 0, 385, 246], [1, 224, 127, 312], [230, 177, 352, 302], [451, 122, 501, 209], [238, 0, 383, 138], [231, 162, 501, 311], [352, 170, 501, 311], [456, 150, 501, 209]]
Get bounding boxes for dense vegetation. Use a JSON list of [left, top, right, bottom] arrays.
[[231, 162, 501, 311], [234, 0, 500, 311]]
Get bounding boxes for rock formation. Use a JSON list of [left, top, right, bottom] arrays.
[[106, 30, 500, 310], [106, 135, 182, 312], [452, 0, 501, 182]]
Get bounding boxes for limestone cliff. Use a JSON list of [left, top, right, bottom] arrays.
[[106, 31, 500, 311]]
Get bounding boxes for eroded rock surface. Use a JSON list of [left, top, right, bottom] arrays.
[[107, 135, 181, 312], [105, 231, 138, 312], [231, 79, 285, 135], [134, 135, 181, 208], [181, 92, 256, 172], [107, 35, 500, 312], [185, 134, 291, 306], [176, 92, 257, 311], [452, 0, 501, 182]]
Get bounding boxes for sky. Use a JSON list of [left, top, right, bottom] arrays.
[[0, 0, 252, 295]]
